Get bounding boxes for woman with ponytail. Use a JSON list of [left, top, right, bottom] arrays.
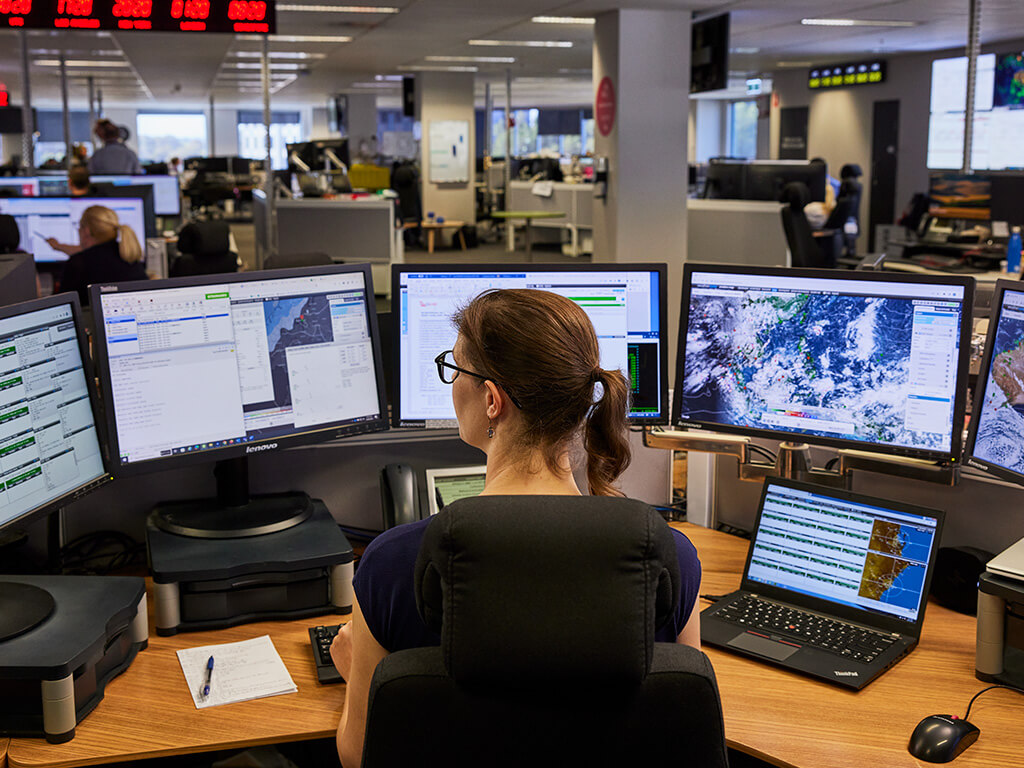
[[49, 205, 146, 305], [332, 289, 702, 767]]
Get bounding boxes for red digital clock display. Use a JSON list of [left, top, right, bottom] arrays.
[[3, 0, 274, 33]]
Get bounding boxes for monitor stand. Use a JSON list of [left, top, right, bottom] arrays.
[[0, 582, 56, 641], [149, 456, 313, 539]]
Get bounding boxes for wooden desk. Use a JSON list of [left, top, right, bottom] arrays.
[[7, 583, 348, 768], [490, 211, 566, 261], [2, 738, 9, 768], [675, 522, 1024, 768], [404, 220, 467, 254]]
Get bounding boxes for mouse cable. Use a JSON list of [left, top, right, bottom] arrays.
[[963, 684, 1024, 720]]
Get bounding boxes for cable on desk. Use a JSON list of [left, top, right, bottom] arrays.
[[747, 444, 778, 464], [963, 684, 1024, 720], [715, 522, 752, 539], [700, 593, 727, 603]]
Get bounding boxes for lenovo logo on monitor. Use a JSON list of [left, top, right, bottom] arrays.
[[246, 443, 279, 454]]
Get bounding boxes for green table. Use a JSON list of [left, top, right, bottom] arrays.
[[491, 210, 566, 261]]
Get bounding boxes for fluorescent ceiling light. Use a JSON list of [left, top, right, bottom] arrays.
[[531, 16, 594, 25], [425, 55, 515, 63], [35, 59, 130, 67], [278, 4, 399, 11], [375, 74, 403, 81], [730, 47, 760, 54], [405, 65, 477, 72], [231, 51, 326, 59], [349, 82, 401, 88], [31, 48, 122, 56], [240, 34, 351, 42], [800, 18, 918, 27], [469, 39, 571, 48], [229, 62, 305, 70], [775, 61, 814, 68]]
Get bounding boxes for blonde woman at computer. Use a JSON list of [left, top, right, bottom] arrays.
[[331, 289, 703, 767], [50, 205, 145, 306]]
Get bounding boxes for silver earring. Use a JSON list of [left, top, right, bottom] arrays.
[[487, 419, 494, 439]]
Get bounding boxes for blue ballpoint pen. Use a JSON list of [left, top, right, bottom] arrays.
[[201, 656, 214, 698]]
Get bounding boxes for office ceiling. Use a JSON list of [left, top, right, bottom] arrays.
[[0, 0, 1022, 110]]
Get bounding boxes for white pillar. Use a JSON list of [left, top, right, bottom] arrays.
[[415, 71, 475, 224], [345, 93, 378, 162], [592, 9, 690, 370]]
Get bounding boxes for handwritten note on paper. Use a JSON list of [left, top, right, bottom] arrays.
[[176, 635, 298, 709]]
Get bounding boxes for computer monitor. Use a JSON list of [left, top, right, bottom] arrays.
[[91, 175, 181, 217], [0, 197, 147, 263], [0, 178, 39, 197], [928, 173, 992, 220], [89, 264, 389, 537], [990, 175, 1024, 229], [674, 264, 974, 462], [392, 263, 669, 427], [744, 161, 827, 203], [964, 280, 1024, 484], [424, 465, 487, 516]]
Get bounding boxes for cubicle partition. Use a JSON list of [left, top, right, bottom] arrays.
[[686, 199, 790, 267], [507, 181, 593, 256]]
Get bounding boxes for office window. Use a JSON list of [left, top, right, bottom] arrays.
[[237, 110, 302, 171], [727, 100, 758, 160], [513, 109, 540, 156], [490, 109, 508, 158], [137, 113, 208, 165], [34, 109, 92, 166]]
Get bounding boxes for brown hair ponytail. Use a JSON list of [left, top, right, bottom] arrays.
[[584, 368, 631, 496]]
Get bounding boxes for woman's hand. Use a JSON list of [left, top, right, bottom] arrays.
[[329, 621, 353, 681]]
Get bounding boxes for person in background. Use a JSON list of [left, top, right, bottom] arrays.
[[67, 166, 93, 197], [88, 119, 142, 175], [70, 143, 89, 168], [168, 157, 181, 176], [806, 157, 838, 229], [329, 289, 703, 767], [47, 205, 146, 305]]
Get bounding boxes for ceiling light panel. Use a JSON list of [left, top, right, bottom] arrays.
[[531, 16, 594, 25], [425, 55, 515, 63], [231, 51, 326, 59], [468, 39, 572, 48], [238, 34, 351, 42], [800, 18, 918, 27], [35, 59, 131, 67]]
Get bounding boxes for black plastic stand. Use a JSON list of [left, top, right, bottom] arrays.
[[149, 456, 313, 539]]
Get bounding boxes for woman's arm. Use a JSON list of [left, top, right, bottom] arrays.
[[676, 599, 701, 650], [45, 238, 82, 256], [333, 597, 389, 768]]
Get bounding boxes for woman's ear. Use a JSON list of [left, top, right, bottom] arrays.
[[483, 380, 505, 420]]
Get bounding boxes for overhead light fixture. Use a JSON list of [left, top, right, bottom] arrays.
[[469, 39, 572, 48], [800, 18, 918, 27], [277, 4, 399, 12], [730, 47, 760, 54], [35, 59, 131, 67], [374, 74, 403, 81], [775, 61, 814, 68], [425, 55, 515, 64], [229, 61, 305, 70], [349, 82, 401, 88], [557, 68, 591, 74], [231, 51, 326, 59], [405, 65, 478, 72], [239, 34, 351, 42], [531, 16, 595, 25]]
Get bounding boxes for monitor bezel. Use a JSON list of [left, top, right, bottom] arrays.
[[741, 477, 945, 638], [91, 174, 182, 217], [89, 263, 390, 479], [963, 278, 1024, 484], [390, 261, 671, 428], [673, 263, 975, 463], [0, 292, 113, 534]]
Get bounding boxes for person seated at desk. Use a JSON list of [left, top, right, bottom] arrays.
[[330, 289, 703, 767], [88, 119, 143, 175], [48, 205, 146, 305]]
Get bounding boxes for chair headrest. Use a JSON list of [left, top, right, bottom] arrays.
[[780, 181, 810, 210], [177, 221, 231, 258], [414, 496, 681, 689], [840, 163, 863, 179], [0, 214, 20, 254]]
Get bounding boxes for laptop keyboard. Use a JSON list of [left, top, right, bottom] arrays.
[[715, 595, 898, 663]]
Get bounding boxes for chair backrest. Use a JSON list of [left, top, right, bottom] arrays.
[[0, 214, 20, 254], [170, 221, 238, 277], [361, 496, 729, 768], [780, 182, 825, 268], [823, 195, 857, 231], [391, 163, 421, 224]]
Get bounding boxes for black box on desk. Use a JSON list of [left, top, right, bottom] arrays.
[[147, 501, 353, 636], [976, 572, 1024, 688], [0, 575, 148, 743]]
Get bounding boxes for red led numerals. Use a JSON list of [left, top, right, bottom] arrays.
[[57, 0, 92, 15], [112, 0, 152, 17], [171, 0, 210, 19], [0, 0, 31, 15], [228, 1, 265, 21]]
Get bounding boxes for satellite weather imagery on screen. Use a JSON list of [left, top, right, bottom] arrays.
[[683, 284, 960, 452], [261, 295, 333, 411], [859, 521, 931, 613], [972, 293, 1024, 474]]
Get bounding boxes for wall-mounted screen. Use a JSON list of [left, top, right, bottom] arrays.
[[994, 52, 1024, 108]]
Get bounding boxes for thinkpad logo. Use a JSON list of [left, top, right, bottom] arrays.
[[834, 671, 859, 677], [246, 443, 278, 454], [965, 458, 986, 471]]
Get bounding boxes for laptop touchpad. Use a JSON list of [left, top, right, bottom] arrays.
[[728, 632, 800, 661]]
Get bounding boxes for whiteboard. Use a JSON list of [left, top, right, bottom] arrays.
[[428, 120, 470, 183]]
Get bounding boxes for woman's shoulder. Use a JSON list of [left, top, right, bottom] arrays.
[[359, 517, 434, 573]]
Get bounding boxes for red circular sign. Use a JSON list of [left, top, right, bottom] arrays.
[[596, 76, 616, 137]]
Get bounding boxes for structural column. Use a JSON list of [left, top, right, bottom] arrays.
[[592, 9, 690, 370], [344, 93, 377, 162], [415, 71, 475, 225]]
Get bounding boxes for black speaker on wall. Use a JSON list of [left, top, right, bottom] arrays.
[[402, 77, 415, 118]]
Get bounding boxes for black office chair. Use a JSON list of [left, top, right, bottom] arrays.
[[0, 214, 21, 254], [392, 162, 422, 247], [360, 496, 729, 768], [781, 182, 833, 268], [170, 221, 238, 277], [839, 164, 864, 254]]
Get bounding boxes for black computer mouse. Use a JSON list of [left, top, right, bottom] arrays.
[[907, 714, 980, 763]]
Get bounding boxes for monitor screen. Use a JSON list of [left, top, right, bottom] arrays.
[[674, 265, 974, 461], [0, 178, 39, 197], [0, 294, 109, 533], [90, 265, 388, 476], [393, 263, 669, 427], [928, 173, 992, 220], [425, 465, 487, 516], [0, 197, 147, 263], [964, 280, 1024, 484], [92, 175, 181, 216], [994, 52, 1024, 108]]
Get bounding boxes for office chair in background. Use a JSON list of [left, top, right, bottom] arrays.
[[392, 162, 422, 247], [360, 496, 729, 768], [0, 214, 21, 254], [839, 164, 864, 254], [169, 221, 239, 277], [780, 182, 835, 268]]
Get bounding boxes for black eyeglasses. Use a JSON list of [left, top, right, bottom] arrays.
[[434, 350, 523, 409]]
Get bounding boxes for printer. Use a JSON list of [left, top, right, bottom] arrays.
[[976, 536, 1024, 688]]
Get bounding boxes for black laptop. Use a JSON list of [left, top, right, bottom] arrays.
[[702, 477, 944, 690]]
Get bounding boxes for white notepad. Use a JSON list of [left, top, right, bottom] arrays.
[[176, 635, 298, 709]]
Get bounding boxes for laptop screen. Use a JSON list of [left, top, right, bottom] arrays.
[[746, 481, 940, 625]]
